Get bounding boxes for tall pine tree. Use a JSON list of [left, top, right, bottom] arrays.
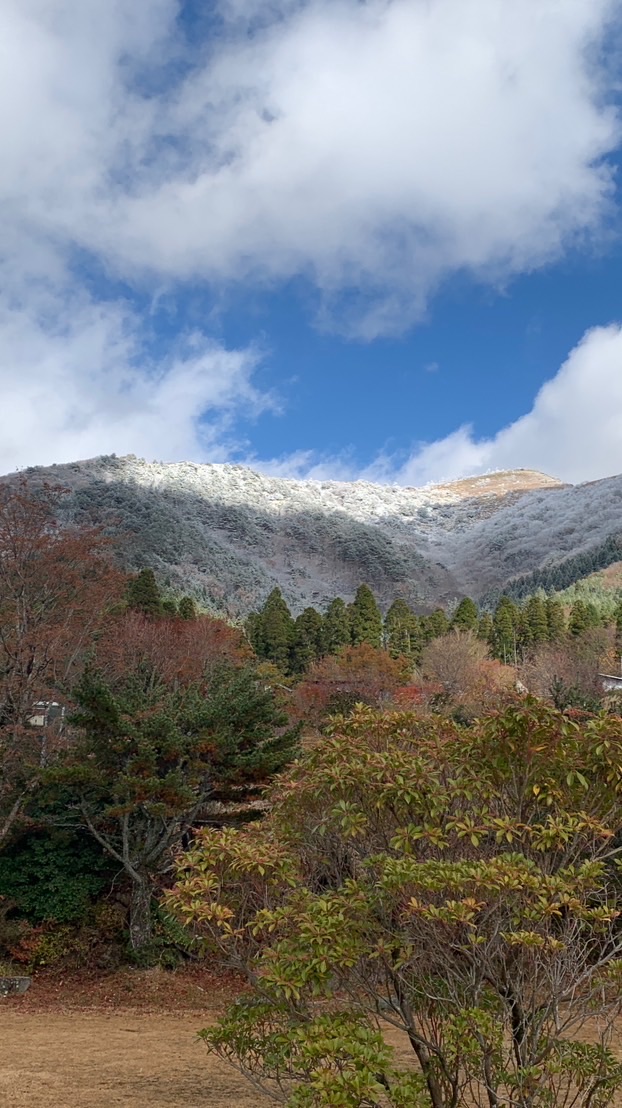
[[492, 597, 518, 663], [384, 599, 420, 660], [251, 588, 295, 673], [451, 597, 479, 633], [290, 608, 324, 674], [422, 609, 450, 644], [127, 568, 163, 617], [349, 585, 382, 649], [524, 595, 548, 643], [568, 600, 600, 637], [615, 600, 622, 658], [322, 598, 351, 656], [477, 612, 494, 645], [545, 597, 566, 642]]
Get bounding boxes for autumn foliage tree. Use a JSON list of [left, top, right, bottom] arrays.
[[172, 703, 622, 1108], [292, 643, 411, 724], [420, 630, 515, 718], [0, 481, 123, 845]]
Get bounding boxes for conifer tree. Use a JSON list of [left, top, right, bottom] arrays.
[[477, 612, 494, 644], [615, 600, 622, 658], [568, 600, 599, 637], [178, 596, 197, 620], [422, 608, 450, 643], [290, 608, 324, 674], [348, 585, 382, 649], [492, 597, 518, 663], [516, 608, 533, 656], [384, 599, 420, 660], [322, 598, 351, 656], [524, 595, 548, 643], [254, 588, 295, 673], [545, 597, 566, 642], [65, 659, 298, 950], [451, 597, 479, 634], [126, 568, 163, 617]]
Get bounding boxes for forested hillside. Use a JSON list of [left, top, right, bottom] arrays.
[[5, 454, 622, 618]]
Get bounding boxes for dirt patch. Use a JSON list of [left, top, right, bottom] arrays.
[[0, 1010, 270, 1107], [2, 965, 247, 1014]]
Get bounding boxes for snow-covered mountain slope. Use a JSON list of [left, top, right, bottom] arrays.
[[5, 455, 622, 616]]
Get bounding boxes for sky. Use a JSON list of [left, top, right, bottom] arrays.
[[1, 0, 622, 487]]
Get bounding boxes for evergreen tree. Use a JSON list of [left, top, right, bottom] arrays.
[[451, 597, 479, 634], [545, 597, 566, 642], [348, 585, 382, 649], [524, 595, 548, 643], [422, 608, 450, 643], [290, 608, 324, 674], [516, 608, 533, 656], [384, 599, 420, 660], [126, 568, 163, 617], [255, 588, 295, 673], [245, 611, 262, 655], [568, 599, 599, 637], [322, 598, 351, 656], [178, 596, 197, 620], [63, 661, 298, 950], [492, 597, 518, 663], [477, 612, 494, 644]]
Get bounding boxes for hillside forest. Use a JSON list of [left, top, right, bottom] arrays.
[[4, 480, 622, 1106]]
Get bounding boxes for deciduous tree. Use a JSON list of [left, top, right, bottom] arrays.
[[292, 643, 410, 724], [0, 481, 122, 846]]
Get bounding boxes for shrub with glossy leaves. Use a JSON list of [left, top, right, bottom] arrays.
[[171, 702, 622, 1108]]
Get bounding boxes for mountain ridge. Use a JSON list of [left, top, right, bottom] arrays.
[[3, 455, 620, 618]]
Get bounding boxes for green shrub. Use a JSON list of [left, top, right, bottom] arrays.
[[0, 831, 116, 924]]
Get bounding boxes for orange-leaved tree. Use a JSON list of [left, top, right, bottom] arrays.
[[0, 480, 123, 845], [292, 643, 411, 724]]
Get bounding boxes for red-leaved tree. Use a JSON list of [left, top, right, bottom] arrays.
[[0, 480, 124, 844]]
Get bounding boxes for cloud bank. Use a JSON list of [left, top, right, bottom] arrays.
[[4, 0, 616, 332], [0, 0, 620, 472]]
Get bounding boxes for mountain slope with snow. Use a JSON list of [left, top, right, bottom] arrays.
[[5, 455, 621, 616]]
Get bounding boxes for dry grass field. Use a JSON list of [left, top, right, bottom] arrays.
[[1, 969, 622, 1107], [0, 1010, 268, 1107]]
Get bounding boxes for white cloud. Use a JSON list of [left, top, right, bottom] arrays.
[[0, 0, 621, 472], [0, 288, 269, 473], [272, 324, 622, 486], [0, 0, 619, 333]]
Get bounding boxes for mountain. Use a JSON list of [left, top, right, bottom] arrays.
[[4, 455, 622, 617]]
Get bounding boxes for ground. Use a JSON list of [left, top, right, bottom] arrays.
[[1, 968, 621, 1106], [0, 968, 268, 1107], [0, 1011, 267, 1107]]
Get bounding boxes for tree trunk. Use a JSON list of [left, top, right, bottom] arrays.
[[129, 875, 153, 951]]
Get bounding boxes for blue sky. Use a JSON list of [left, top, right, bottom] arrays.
[[1, 0, 622, 486]]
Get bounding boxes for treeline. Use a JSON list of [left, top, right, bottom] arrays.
[[246, 585, 622, 673], [485, 532, 622, 603]]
